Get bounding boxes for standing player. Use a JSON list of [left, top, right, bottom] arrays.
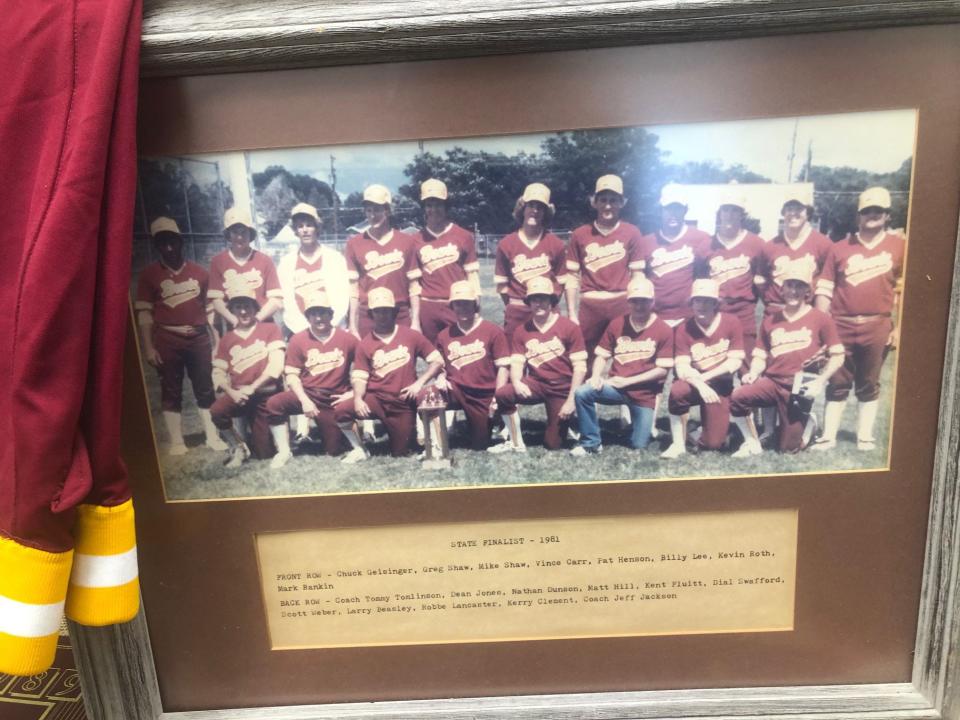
[[136, 217, 226, 454], [351, 288, 444, 458], [813, 187, 905, 451], [209, 288, 286, 467], [571, 276, 673, 455], [345, 184, 422, 339], [494, 183, 574, 339], [661, 280, 744, 459], [208, 207, 283, 327], [730, 268, 845, 456], [414, 179, 481, 344], [493, 277, 588, 452], [265, 291, 365, 468], [427, 281, 511, 450], [566, 174, 646, 363]]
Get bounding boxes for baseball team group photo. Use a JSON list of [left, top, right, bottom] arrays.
[[129, 109, 915, 501]]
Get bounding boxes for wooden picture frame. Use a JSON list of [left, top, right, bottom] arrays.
[[71, 3, 960, 719]]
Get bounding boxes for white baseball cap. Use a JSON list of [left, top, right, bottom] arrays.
[[521, 183, 552, 206], [780, 265, 814, 286], [420, 179, 448, 201], [290, 202, 320, 221], [659, 183, 688, 208], [690, 279, 720, 301], [301, 290, 332, 312], [717, 185, 747, 212], [223, 207, 255, 232], [595, 174, 624, 196], [523, 275, 558, 302], [782, 186, 814, 210], [627, 276, 655, 300], [363, 184, 392, 206], [226, 286, 260, 307], [447, 280, 478, 306], [150, 217, 181, 237], [367, 287, 396, 309], [858, 187, 892, 212]]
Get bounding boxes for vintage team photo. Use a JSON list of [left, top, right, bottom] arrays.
[[130, 109, 914, 501]]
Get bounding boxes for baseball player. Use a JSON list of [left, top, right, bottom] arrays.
[[494, 183, 574, 340], [566, 174, 646, 363], [730, 267, 845, 456], [135, 217, 226, 455], [345, 184, 422, 339], [661, 279, 745, 459], [572, 276, 673, 455], [414, 179, 482, 344], [493, 276, 588, 452], [813, 186, 905, 451], [208, 207, 283, 327], [426, 280, 511, 450], [210, 288, 286, 466], [351, 287, 444, 458], [265, 290, 365, 468]]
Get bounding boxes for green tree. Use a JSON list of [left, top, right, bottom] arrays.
[[252, 165, 336, 238]]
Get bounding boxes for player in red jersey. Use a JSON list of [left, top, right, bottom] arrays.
[[414, 179, 481, 344], [351, 288, 444, 458], [813, 187, 906, 451], [494, 183, 574, 339], [661, 279, 745, 459], [135, 217, 226, 455], [345, 184, 422, 339], [425, 281, 512, 450], [571, 276, 673, 455], [208, 207, 283, 327], [492, 276, 588, 452], [566, 174, 646, 363], [265, 290, 366, 468], [209, 288, 286, 467], [730, 267, 845, 455]]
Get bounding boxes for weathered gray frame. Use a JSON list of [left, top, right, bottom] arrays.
[[70, 2, 960, 718]]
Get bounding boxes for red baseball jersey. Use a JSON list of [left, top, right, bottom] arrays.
[[758, 228, 833, 308], [437, 319, 511, 391], [135, 261, 209, 326], [214, 322, 285, 387], [208, 249, 282, 305], [640, 227, 712, 321], [494, 231, 568, 301], [595, 314, 674, 405], [816, 231, 906, 316], [756, 307, 843, 385], [415, 224, 479, 300], [703, 231, 765, 304], [353, 325, 441, 395], [345, 229, 420, 305], [674, 313, 745, 373], [512, 315, 587, 387], [285, 327, 357, 394], [566, 222, 645, 293]]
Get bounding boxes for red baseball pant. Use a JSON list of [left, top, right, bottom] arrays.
[[211, 392, 277, 459], [363, 392, 417, 457], [265, 389, 354, 455], [668, 377, 734, 450], [496, 378, 572, 450], [503, 303, 533, 341], [724, 300, 759, 372], [154, 327, 216, 411], [730, 377, 807, 452], [419, 382, 496, 450], [419, 300, 457, 344], [578, 295, 629, 364], [826, 316, 891, 402]]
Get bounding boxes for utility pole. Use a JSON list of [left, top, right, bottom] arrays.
[[329, 154, 339, 238], [786, 118, 799, 183], [802, 140, 813, 182]]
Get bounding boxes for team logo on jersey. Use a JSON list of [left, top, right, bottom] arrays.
[[445, 339, 487, 370], [159, 277, 201, 308], [305, 347, 345, 376], [229, 340, 269, 375], [372, 345, 412, 378], [649, 245, 694, 277], [613, 336, 656, 365], [363, 249, 405, 280], [524, 336, 565, 368], [844, 252, 893, 287], [583, 241, 626, 274], [769, 326, 813, 358], [512, 253, 552, 284], [709, 254, 751, 285], [690, 338, 731, 370], [772, 255, 817, 287], [420, 243, 461, 274], [223, 268, 264, 297]]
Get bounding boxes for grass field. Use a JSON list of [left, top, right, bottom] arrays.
[[139, 258, 895, 501]]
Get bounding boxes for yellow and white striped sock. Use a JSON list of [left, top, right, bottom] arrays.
[[0, 536, 73, 676], [65, 499, 140, 627]]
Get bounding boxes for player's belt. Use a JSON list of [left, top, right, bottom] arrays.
[[721, 297, 753, 305], [421, 296, 449, 303], [835, 313, 887, 324], [581, 290, 627, 300], [157, 324, 205, 337], [506, 298, 526, 306]]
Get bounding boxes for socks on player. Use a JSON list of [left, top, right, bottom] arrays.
[[857, 400, 879, 444], [820, 400, 845, 443], [199, 408, 227, 450], [162, 410, 187, 454]]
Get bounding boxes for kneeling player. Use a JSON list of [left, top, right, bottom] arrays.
[[572, 277, 672, 455], [351, 288, 444, 458], [210, 289, 286, 467], [265, 291, 366, 468], [493, 277, 587, 452], [661, 280, 744, 458], [729, 268, 844, 456]]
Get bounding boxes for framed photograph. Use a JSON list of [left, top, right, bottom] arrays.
[[69, 4, 960, 720]]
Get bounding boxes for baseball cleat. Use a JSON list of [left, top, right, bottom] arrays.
[[270, 449, 293, 470], [341, 446, 369, 464], [660, 443, 686, 459], [569, 445, 602, 457], [856, 437, 877, 451], [487, 442, 526, 454], [205, 436, 228, 452], [168, 443, 188, 456], [224, 443, 250, 468], [731, 441, 762, 458], [810, 437, 836, 451]]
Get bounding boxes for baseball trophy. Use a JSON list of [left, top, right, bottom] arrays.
[[418, 384, 453, 468]]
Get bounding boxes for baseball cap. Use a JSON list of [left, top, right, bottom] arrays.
[[626, 277, 655, 300], [363, 184, 392, 206], [659, 183, 688, 208], [521, 183, 552, 207], [301, 290, 332, 312], [367, 287, 396, 310], [420, 179, 448, 202], [690, 279, 720, 301], [447, 280, 478, 306], [150, 217, 181, 237], [858, 187, 892, 212], [782, 186, 814, 210], [223, 207, 255, 232], [595, 174, 624, 196], [780, 265, 814, 286], [523, 276, 558, 302], [717, 185, 746, 212], [226, 286, 260, 307], [290, 202, 320, 221]]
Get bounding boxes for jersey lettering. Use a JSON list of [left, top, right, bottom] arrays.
[[446, 339, 487, 370], [223, 268, 265, 296], [709, 254, 751, 285], [844, 252, 894, 287], [305, 347, 345, 376], [158, 277, 201, 308], [512, 253, 552, 284], [372, 345, 412, 378], [613, 336, 657, 364], [420, 243, 461, 274], [229, 340, 269, 375], [769, 327, 813, 358], [583, 241, 626, 273], [363, 249, 405, 280], [524, 336, 565, 368], [690, 338, 731, 369], [649, 245, 694, 278]]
